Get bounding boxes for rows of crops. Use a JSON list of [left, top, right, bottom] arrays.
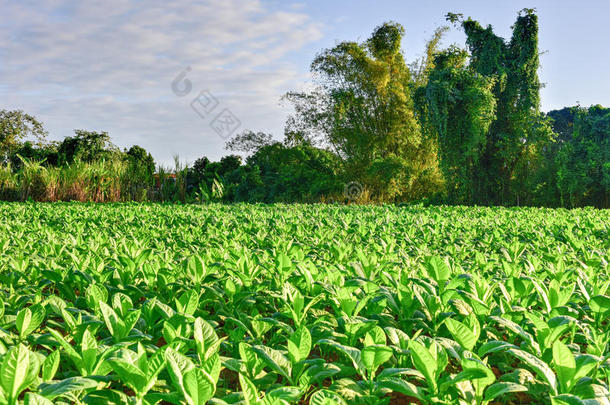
[[0, 203, 608, 404]]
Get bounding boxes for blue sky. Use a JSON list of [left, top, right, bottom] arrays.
[[1, 0, 609, 165]]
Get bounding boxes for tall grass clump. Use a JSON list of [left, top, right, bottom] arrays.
[[0, 163, 18, 200], [0, 156, 166, 202]]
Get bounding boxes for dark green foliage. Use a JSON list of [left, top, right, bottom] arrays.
[[183, 141, 342, 203], [555, 105, 610, 207], [124, 145, 155, 200], [463, 10, 555, 205], [9, 141, 59, 169], [186, 156, 210, 192], [416, 46, 496, 204], [58, 130, 116, 164], [547, 107, 577, 143], [419, 10, 557, 205], [238, 143, 341, 202], [126, 145, 155, 177], [0, 109, 48, 163]]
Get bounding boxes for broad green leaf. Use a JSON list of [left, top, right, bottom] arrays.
[[24, 393, 54, 405], [265, 386, 301, 402], [484, 382, 528, 401], [444, 317, 477, 351], [589, 295, 610, 313], [459, 356, 495, 398], [108, 359, 147, 394], [47, 328, 82, 372], [309, 389, 348, 405], [175, 290, 199, 316], [506, 348, 557, 394], [378, 378, 426, 401], [409, 340, 438, 392], [238, 373, 258, 405], [252, 345, 293, 384], [194, 317, 218, 352], [122, 310, 141, 338], [0, 344, 32, 402], [317, 340, 365, 377], [440, 368, 488, 391], [530, 279, 552, 313], [38, 377, 98, 400], [165, 348, 195, 394], [552, 340, 575, 392], [98, 301, 120, 338], [361, 345, 392, 376], [490, 316, 540, 355], [478, 340, 517, 357], [82, 389, 130, 405], [572, 354, 598, 383], [424, 256, 451, 284], [42, 350, 60, 381], [86, 284, 108, 312], [287, 327, 311, 363], [183, 368, 215, 405], [298, 363, 341, 387], [551, 394, 587, 405], [16, 304, 45, 339], [363, 326, 386, 346]]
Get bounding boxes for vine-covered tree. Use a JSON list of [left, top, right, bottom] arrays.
[[416, 46, 496, 203], [465, 9, 555, 204], [422, 9, 555, 205]]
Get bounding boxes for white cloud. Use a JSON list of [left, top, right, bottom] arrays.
[[0, 0, 322, 164]]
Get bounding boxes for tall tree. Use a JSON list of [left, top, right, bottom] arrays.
[[58, 130, 116, 164], [0, 109, 48, 163], [416, 46, 496, 204], [462, 9, 555, 204], [126, 145, 155, 177], [285, 22, 443, 201], [420, 10, 555, 204]]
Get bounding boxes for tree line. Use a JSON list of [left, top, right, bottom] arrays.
[[1, 9, 608, 207]]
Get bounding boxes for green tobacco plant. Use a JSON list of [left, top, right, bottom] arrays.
[[0, 203, 607, 403], [0, 344, 41, 405], [107, 343, 165, 404]]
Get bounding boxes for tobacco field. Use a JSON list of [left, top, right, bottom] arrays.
[[0, 203, 608, 404]]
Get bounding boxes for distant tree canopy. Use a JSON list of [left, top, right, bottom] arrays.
[[1, 10, 608, 207], [554, 105, 610, 207], [126, 145, 155, 180], [241, 143, 340, 202], [0, 109, 48, 163], [58, 130, 117, 164], [8, 141, 59, 169]]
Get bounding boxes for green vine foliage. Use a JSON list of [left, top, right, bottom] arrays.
[[556, 105, 610, 207], [416, 47, 496, 204], [420, 9, 556, 205]]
